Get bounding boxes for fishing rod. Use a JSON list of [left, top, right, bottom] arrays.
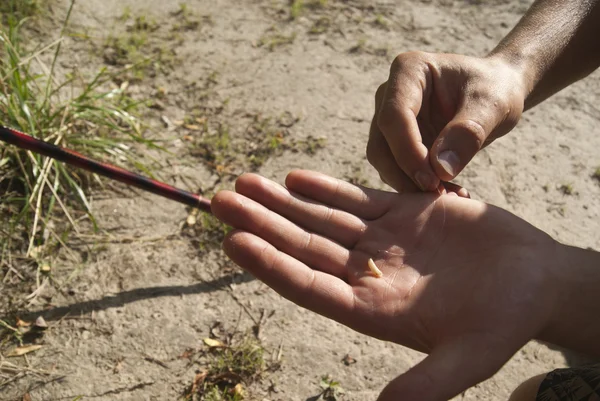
[[0, 126, 212, 213]]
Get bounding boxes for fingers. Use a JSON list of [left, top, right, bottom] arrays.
[[430, 91, 517, 181], [234, 173, 366, 248], [212, 190, 351, 279], [367, 83, 419, 193], [284, 170, 395, 220], [222, 230, 356, 322], [367, 124, 419, 194], [376, 54, 440, 192], [377, 335, 513, 401], [442, 182, 470, 198]]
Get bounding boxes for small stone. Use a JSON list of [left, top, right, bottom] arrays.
[[34, 316, 48, 330]]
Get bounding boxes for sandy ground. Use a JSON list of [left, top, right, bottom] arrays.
[[1, 0, 599, 400]]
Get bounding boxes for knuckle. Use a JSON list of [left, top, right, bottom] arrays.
[[376, 103, 401, 131], [391, 51, 425, 70]]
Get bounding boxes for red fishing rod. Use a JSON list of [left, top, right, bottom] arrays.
[[0, 126, 212, 213]]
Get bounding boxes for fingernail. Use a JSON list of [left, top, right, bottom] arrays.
[[457, 187, 470, 198], [414, 171, 435, 191], [437, 150, 460, 177]]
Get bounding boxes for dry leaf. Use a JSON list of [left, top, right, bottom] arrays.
[[29, 246, 43, 259], [179, 349, 196, 359], [203, 338, 226, 348], [22, 393, 32, 401], [342, 354, 356, 366], [190, 371, 208, 394], [231, 383, 245, 397], [7, 345, 42, 357], [195, 117, 207, 124], [183, 124, 201, 131], [186, 214, 197, 226], [16, 318, 31, 328]]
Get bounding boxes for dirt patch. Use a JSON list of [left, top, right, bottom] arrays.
[[1, 0, 599, 400]]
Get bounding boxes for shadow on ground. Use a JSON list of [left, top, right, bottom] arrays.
[[3, 271, 255, 323]]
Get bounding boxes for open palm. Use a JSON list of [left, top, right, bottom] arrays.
[[212, 170, 558, 401]]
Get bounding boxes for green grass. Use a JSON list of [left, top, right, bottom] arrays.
[[0, 0, 41, 23], [184, 335, 266, 401], [593, 167, 600, 182], [559, 183, 574, 195], [171, 3, 208, 32], [309, 16, 331, 34], [103, 10, 180, 80], [0, 2, 155, 269], [258, 30, 297, 51], [319, 375, 345, 401], [289, 0, 328, 20], [208, 338, 264, 381]]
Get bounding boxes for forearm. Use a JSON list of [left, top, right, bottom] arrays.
[[537, 243, 600, 357], [488, 0, 600, 110]]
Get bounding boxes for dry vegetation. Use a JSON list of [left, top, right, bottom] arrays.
[[0, 1, 330, 398]]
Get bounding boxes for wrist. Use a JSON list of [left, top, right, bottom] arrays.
[[485, 50, 535, 108], [536, 242, 600, 357]]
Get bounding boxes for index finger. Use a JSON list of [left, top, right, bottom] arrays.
[[377, 54, 439, 191]]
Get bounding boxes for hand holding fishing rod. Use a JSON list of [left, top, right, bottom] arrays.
[[0, 126, 212, 213]]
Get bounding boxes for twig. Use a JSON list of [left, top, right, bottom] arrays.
[[143, 355, 169, 370]]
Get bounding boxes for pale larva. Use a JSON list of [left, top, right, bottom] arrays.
[[367, 258, 383, 278]]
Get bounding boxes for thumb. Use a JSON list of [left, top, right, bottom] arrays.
[[377, 337, 512, 401], [431, 107, 499, 181]]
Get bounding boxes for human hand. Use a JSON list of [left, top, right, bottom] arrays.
[[368, 52, 528, 193], [212, 170, 561, 401]]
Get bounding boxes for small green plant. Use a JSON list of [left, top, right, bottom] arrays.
[[191, 123, 232, 169], [103, 12, 155, 69], [103, 11, 178, 78], [373, 14, 389, 29], [188, 212, 232, 252], [184, 334, 266, 401], [349, 38, 367, 53], [209, 338, 264, 380], [258, 30, 297, 51], [289, 0, 328, 19], [593, 167, 600, 183], [117, 6, 132, 22], [104, 32, 148, 66], [559, 183, 574, 195], [290, 0, 304, 19], [309, 16, 331, 34], [202, 386, 243, 401], [0, 2, 155, 265], [0, 0, 41, 23], [187, 110, 304, 175], [0, 319, 23, 346], [319, 375, 345, 400], [171, 3, 210, 31]]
